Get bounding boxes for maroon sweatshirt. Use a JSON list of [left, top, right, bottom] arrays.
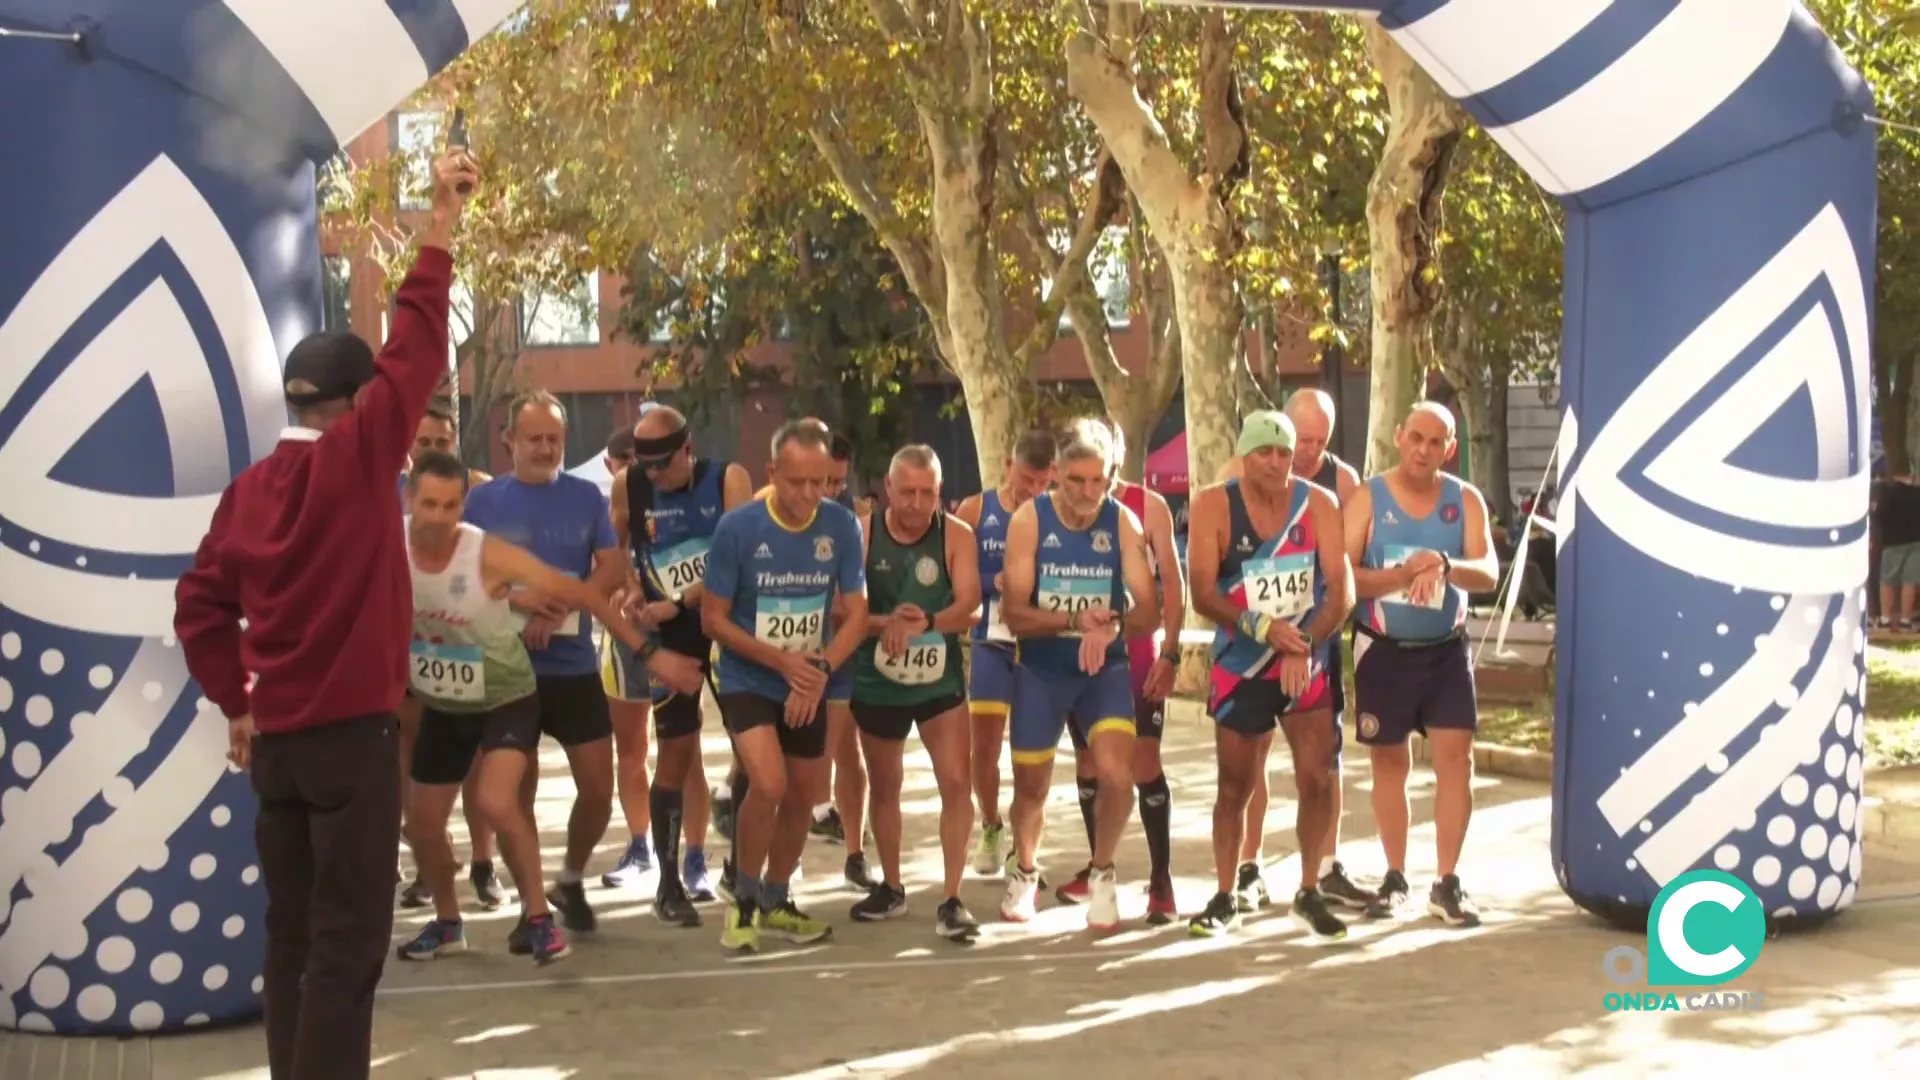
[[174, 247, 452, 735]]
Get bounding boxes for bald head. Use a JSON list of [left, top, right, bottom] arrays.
[[1285, 389, 1336, 475], [635, 404, 687, 439], [1407, 401, 1457, 439]]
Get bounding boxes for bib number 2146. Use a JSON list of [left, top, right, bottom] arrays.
[[879, 632, 947, 686]]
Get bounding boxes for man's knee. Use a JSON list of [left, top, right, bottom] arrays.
[[1429, 731, 1475, 775], [1011, 762, 1052, 801]]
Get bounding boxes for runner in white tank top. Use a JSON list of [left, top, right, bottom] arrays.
[[396, 452, 700, 966]]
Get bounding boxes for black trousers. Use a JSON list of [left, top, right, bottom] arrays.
[[251, 713, 401, 1080]]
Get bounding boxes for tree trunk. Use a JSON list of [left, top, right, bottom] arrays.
[[1063, 6, 1243, 492], [921, 107, 1028, 484], [1362, 25, 1464, 475], [1482, 363, 1513, 521]]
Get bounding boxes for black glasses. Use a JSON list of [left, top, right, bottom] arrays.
[[640, 452, 677, 472]]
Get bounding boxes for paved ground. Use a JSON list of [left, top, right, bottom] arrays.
[[6, 702, 1920, 1079]]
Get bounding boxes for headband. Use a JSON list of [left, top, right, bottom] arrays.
[[634, 426, 689, 458]]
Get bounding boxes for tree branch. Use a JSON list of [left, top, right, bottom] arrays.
[[1062, 3, 1205, 254], [1005, 153, 1126, 370]]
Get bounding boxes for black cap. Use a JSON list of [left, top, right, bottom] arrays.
[[283, 331, 375, 408]]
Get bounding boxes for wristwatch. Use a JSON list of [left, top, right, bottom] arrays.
[[811, 657, 833, 677], [1300, 630, 1316, 652], [1160, 646, 1180, 663], [638, 639, 660, 662], [1439, 552, 1453, 578]]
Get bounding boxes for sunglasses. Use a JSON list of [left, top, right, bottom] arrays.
[[639, 451, 679, 472]]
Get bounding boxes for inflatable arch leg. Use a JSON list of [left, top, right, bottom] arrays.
[[0, 0, 523, 1036], [1178, 0, 1879, 928]]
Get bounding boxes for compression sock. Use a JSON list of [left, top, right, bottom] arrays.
[[1077, 777, 1100, 856], [1138, 774, 1172, 881], [650, 785, 684, 889]]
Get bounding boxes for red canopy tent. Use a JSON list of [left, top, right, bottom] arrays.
[[1144, 433, 1188, 495]]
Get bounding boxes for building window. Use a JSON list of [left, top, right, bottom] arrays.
[[393, 111, 442, 212], [321, 255, 352, 332], [521, 275, 600, 347]]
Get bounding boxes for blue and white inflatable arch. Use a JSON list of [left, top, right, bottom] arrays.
[[0, 0, 524, 1036], [0, 0, 1877, 1038], [1199, 0, 1879, 930]]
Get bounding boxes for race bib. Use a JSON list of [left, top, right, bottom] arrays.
[[1038, 573, 1112, 637], [1246, 553, 1315, 621], [410, 641, 484, 702], [1379, 544, 1447, 610], [651, 537, 711, 600], [983, 597, 1015, 643], [879, 631, 947, 686], [756, 594, 827, 653]]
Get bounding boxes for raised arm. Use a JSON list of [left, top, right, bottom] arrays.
[[344, 155, 472, 482], [1446, 484, 1502, 593], [1118, 506, 1161, 638]]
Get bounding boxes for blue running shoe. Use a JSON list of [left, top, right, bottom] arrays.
[[526, 913, 570, 964], [601, 837, 655, 888], [396, 919, 465, 961], [684, 848, 717, 902]]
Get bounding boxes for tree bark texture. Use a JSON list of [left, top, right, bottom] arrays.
[[1064, 4, 1245, 491], [1362, 24, 1463, 475]]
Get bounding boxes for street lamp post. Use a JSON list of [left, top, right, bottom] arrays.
[[1320, 240, 1346, 463]]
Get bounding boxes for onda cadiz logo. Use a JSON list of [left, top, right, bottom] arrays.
[[0, 154, 281, 1029], [1601, 870, 1768, 1013]]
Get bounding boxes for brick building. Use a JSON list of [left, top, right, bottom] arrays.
[[319, 111, 1354, 493]]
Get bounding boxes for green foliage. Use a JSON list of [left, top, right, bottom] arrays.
[[1433, 122, 1563, 382], [614, 191, 934, 487], [1809, 0, 1920, 469]]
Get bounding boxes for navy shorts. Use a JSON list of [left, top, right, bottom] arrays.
[[1351, 630, 1477, 747], [1009, 662, 1135, 766], [969, 642, 1017, 717]]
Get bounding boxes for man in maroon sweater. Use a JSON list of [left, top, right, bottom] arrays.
[[174, 152, 476, 1080]]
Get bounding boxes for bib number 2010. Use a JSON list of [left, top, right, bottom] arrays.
[[410, 642, 484, 703]]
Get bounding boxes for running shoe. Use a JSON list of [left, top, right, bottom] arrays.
[[1291, 889, 1349, 941], [470, 861, 507, 911], [935, 897, 981, 942], [600, 837, 655, 889], [656, 879, 702, 928], [1233, 861, 1269, 914], [1428, 875, 1482, 927], [1087, 866, 1121, 931], [1055, 865, 1092, 905], [547, 881, 597, 933], [1188, 892, 1241, 938], [684, 849, 718, 902], [1001, 864, 1039, 922], [850, 884, 908, 922], [763, 901, 833, 944], [1145, 875, 1178, 926], [526, 913, 570, 964], [396, 918, 465, 961], [972, 822, 1007, 875]]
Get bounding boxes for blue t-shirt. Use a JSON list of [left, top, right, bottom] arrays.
[[463, 474, 618, 676], [707, 499, 866, 701]]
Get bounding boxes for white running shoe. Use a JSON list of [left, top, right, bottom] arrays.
[[1000, 864, 1039, 922], [1087, 865, 1121, 931]]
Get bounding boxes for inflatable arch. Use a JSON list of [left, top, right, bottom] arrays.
[[0, 0, 1875, 1036]]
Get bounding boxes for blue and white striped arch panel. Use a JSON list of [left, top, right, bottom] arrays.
[[1156, 0, 1878, 926], [0, 0, 520, 1036]]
